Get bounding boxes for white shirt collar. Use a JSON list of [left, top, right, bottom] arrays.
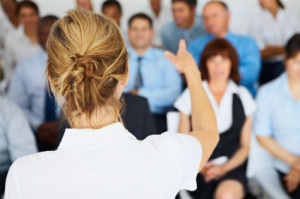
[[58, 122, 137, 151], [202, 79, 239, 96]]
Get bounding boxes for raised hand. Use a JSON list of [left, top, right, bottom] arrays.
[[164, 39, 198, 74]]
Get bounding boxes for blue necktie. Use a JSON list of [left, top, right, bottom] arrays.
[[134, 56, 143, 89], [45, 87, 56, 122]]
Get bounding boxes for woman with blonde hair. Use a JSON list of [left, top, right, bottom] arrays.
[[4, 10, 218, 198]]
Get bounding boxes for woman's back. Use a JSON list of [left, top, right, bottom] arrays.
[[5, 123, 201, 199]]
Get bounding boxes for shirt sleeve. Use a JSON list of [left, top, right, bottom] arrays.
[[138, 58, 182, 112], [238, 86, 257, 116], [5, 100, 37, 161], [174, 88, 191, 116], [238, 37, 261, 89], [253, 86, 273, 137], [248, 18, 265, 50], [144, 132, 202, 194]]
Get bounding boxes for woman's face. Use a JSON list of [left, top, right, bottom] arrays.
[[259, 0, 277, 10], [18, 7, 39, 31], [206, 54, 231, 82], [285, 52, 300, 82]]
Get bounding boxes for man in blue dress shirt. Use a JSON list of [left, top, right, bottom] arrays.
[[125, 13, 182, 133], [188, 1, 261, 96], [254, 34, 300, 199], [161, 0, 206, 54], [8, 15, 59, 151]]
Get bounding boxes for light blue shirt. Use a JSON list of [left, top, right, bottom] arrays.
[[188, 32, 261, 96], [0, 97, 37, 172], [124, 47, 182, 114], [254, 73, 300, 173], [8, 49, 60, 132], [161, 15, 206, 54]]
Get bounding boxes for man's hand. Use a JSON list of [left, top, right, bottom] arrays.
[[284, 168, 300, 193], [130, 89, 138, 95]]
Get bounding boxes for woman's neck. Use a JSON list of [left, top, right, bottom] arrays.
[[71, 105, 119, 129], [25, 28, 38, 44], [269, 4, 279, 18], [288, 78, 300, 100], [208, 79, 228, 105]]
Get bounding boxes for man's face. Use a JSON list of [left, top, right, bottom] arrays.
[[103, 5, 122, 26], [18, 7, 39, 30], [77, 0, 92, 11], [38, 22, 54, 50], [127, 18, 153, 49], [172, 1, 195, 29], [202, 3, 230, 36]]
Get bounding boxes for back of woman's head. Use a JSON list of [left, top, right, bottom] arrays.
[[46, 10, 128, 127], [200, 38, 240, 84]]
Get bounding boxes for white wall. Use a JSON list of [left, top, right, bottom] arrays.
[[34, 0, 300, 35]]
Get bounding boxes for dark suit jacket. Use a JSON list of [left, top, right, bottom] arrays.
[[56, 93, 156, 148]]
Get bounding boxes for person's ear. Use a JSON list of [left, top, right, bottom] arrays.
[[226, 11, 231, 21], [120, 69, 129, 87]]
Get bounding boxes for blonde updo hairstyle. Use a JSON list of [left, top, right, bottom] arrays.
[[46, 10, 128, 128]]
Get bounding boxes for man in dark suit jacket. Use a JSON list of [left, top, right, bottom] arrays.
[[56, 93, 157, 147]]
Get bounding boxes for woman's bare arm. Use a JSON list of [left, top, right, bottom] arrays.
[[178, 112, 191, 134], [165, 40, 219, 172]]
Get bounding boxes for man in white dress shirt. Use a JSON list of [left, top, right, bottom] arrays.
[[144, 0, 172, 47]]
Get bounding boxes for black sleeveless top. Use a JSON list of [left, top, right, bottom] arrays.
[[210, 93, 246, 160]]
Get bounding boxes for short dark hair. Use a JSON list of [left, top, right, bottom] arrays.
[[101, 0, 122, 13], [205, 0, 228, 11], [16, 0, 39, 16], [171, 0, 197, 8], [285, 34, 300, 59], [38, 15, 59, 28], [200, 38, 240, 84], [276, 0, 285, 9], [128, 13, 153, 28]]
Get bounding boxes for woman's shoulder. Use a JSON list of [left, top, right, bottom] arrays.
[[10, 151, 58, 173]]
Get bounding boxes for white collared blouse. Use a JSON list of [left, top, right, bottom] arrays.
[[175, 80, 256, 134], [249, 8, 300, 61], [5, 122, 202, 199]]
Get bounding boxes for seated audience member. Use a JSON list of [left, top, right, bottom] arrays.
[[125, 13, 182, 133], [161, 0, 205, 54], [0, 64, 37, 197], [76, 0, 93, 11], [3, 0, 41, 81], [254, 34, 300, 199], [4, 10, 219, 198], [175, 38, 256, 199], [0, 0, 18, 57], [8, 15, 59, 151], [101, 0, 128, 45], [56, 93, 157, 148], [249, 0, 300, 85], [188, 1, 261, 96], [144, 0, 172, 47]]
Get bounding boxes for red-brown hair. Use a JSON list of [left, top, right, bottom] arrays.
[[200, 38, 240, 84]]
